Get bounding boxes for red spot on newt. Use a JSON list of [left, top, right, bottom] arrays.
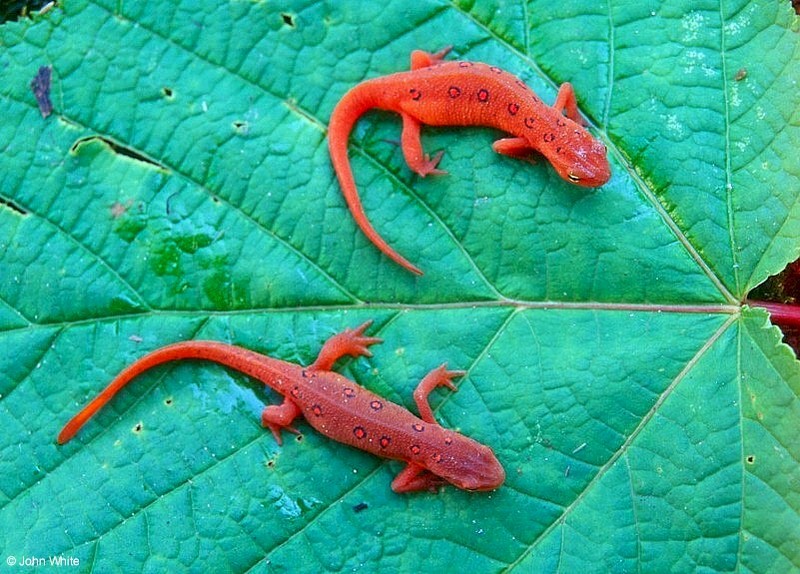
[[57, 321, 505, 494], [328, 47, 610, 275]]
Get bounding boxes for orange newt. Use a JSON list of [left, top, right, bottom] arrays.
[[58, 321, 505, 493], [328, 47, 611, 275]]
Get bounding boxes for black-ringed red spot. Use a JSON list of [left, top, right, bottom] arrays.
[[477, 88, 490, 103], [369, 400, 383, 411], [507, 103, 520, 115], [432, 453, 443, 463], [556, 146, 563, 154], [448, 86, 461, 98], [353, 426, 367, 439], [410, 444, 421, 455], [543, 132, 556, 143], [458, 61, 473, 68], [311, 404, 323, 417], [301, 369, 308, 378], [343, 387, 356, 398], [524, 117, 536, 129], [379, 435, 391, 449], [556, 118, 567, 127], [444, 436, 453, 445], [290, 386, 300, 398], [412, 423, 425, 433], [489, 66, 503, 74], [409, 88, 422, 101]]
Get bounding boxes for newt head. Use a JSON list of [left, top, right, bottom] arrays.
[[543, 124, 611, 188], [429, 435, 506, 491]]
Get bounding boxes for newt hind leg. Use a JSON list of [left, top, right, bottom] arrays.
[[410, 46, 452, 70], [310, 320, 382, 371], [412, 364, 465, 424], [261, 398, 302, 445], [400, 114, 447, 177]]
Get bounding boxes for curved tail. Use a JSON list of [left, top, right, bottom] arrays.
[[328, 83, 423, 275], [57, 342, 279, 444]]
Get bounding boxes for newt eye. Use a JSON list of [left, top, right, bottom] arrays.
[[567, 172, 581, 182]]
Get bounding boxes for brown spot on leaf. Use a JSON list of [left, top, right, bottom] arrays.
[[30, 65, 53, 118]]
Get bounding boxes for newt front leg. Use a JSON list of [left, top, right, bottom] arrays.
[[392, 364, 467, 493]]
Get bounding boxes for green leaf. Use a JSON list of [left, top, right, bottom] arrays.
[[1, 0, 799, 572]]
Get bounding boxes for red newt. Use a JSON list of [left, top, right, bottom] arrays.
[[328, 47, 611, 275], [58, 321, 505, 493]]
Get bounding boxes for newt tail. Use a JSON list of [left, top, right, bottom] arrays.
[[328, 84, 425, 275], [57, 342, 288, 444]]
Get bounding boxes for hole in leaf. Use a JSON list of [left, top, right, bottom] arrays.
[[133, 422, 143, 433], [164, 398, 173, 406], [281, 12, 295, 27], [734, 68, 747, 81], [352, 502, 369, 513], [232, 120, 248, 134], [267, 460, 275, 468], [295, 434, 303, 442], [746, 455, 755, 464], [162, 86, 174, 98], [0, 196, 28, 215], [71, 135, 165, 169]]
